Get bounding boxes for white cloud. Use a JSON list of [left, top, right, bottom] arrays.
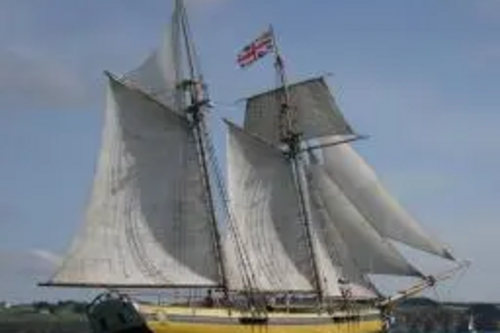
[[0, 249, 88, 303], [29, 249, 62, 267], [0, 249, 60, 276]]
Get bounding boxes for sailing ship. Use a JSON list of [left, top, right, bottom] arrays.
[[40, 1, 467, 333], [468, 314, 477, 333]]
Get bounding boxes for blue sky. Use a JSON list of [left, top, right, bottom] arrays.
[[0, 0, 499, 303]]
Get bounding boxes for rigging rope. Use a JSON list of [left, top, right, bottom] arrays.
[[201, 117, 260, 296], [442, 261, 469, 301], [178, 0, 262, 301]]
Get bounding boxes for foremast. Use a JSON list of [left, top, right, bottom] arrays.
[[271, 27, 325, 304], [40, 0, 230, 292], [174, 0, 228, 294]]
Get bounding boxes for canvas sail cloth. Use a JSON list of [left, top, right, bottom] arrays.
[[320, 140, 454, 260], [46, 0, 225, 287], [224, 122, 352, 296], [242, 77, 454, 261], [307, 163, 422, 277], [307, 182, 379, 299], [122, 2, 184, 111], [243, 77, 354, 145], [46, 75, 222, 287]]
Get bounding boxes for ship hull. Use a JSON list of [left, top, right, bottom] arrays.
[[148, 319, 383, 333], [143, 306, 383, 333]]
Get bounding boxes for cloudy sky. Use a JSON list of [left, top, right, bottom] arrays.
[[0, 0, 498, 303]]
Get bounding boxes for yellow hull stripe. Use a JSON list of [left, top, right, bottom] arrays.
[[147, 319, 383, 333]]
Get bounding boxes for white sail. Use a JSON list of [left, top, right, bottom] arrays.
[[224, 121, 343, 296], [244, 77, 354, 145], [123, 1, 184, 111], [321, 141, 454, 260], [298, 163, 349, 297], [468, 314, 476, 332], [47, 75, 221, 287], [308, 184, 379, 299], [308, 164, 422, 277]]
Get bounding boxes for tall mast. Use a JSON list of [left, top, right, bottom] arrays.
[[175, 0, 228, 294], [271, 26, 324, 304]]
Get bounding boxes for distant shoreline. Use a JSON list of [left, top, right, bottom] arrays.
[[1, 297, 499, 332]]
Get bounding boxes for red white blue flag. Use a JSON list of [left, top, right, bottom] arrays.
[[237, 29, 274, 68]]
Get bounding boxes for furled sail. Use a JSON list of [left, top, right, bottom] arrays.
[[46, 75, 221, 287], [223, 121, 344, 296], [320, 140, 454, 260], [307, 163, 422, 277], [244, 77, 354, 146]]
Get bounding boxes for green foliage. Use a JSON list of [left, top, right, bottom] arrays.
[[0, 300, 88, 323]]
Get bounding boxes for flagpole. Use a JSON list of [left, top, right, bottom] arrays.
[[269, 25, 294, 141]]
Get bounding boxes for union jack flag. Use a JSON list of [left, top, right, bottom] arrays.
[[237, 29, 275, 68]]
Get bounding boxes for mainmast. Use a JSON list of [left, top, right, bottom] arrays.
[[175, 0, 228, 294], [271, 27, 324, 304], [237, 24, 465, 308]]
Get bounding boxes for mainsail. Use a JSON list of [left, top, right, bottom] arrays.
[[224, 121, 343, 296], [46, 75, 222, 287], [224, 68, 390, 298]]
